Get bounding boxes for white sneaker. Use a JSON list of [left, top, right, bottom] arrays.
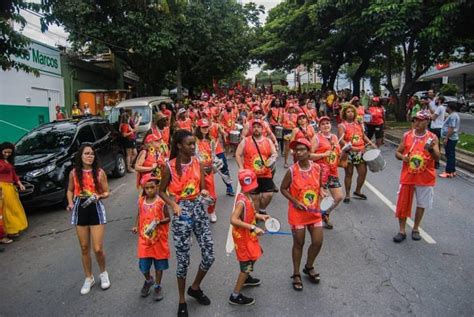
[[80, 276, 95, 295], [209, 212, 217, 223], [99, 271, 111, 290]]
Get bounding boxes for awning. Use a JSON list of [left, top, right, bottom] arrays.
[[419, 63, 474, 81]]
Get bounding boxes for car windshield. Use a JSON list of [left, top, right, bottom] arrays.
[[16, 123, 77, 155], [109, 106, 150, 126]]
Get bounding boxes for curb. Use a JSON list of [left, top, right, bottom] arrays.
[[384, 131, 474, 174]]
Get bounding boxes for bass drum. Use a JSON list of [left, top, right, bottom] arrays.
[[229, 130, 241, 144]]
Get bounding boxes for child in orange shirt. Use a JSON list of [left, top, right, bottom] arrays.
[[229, 169, 270, 305], [132, 174, 170, 300]]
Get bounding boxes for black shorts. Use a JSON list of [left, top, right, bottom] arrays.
[[72, 198, 107, 226], [239, 260, 256, 273], [123, 139, 136, 149], [366, 124, 384, 140], [250, 178, 275, 195]]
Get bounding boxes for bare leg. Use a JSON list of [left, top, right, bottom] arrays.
[[398, 217, 407, 234], [344, 164, 354, 199], [177, 277, 186, 303], [354, 163, 367, 194], [232, 272, 249, 294], [155, 270, 163, 285], [292, 229, 305, 275], [259, 192, 273, 211], [327, 187, 344, 213], [305, 226, 323, 269], [413, 207, 425, 231], [76, 226, 92, 277], [90, 224, 106, 272], [251, 194, 261, 214], [284, 140, 290, 166], [190, 268, 209, 291]]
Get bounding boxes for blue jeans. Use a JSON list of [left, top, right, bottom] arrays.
[[445, 139, 457, 173], [216, 152, 233, 191]]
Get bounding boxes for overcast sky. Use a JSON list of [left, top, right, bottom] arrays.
[[243, 0, 282, 80]]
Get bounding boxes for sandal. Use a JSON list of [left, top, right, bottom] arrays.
[[411, 230, 421, 241], [343, 197, 350, 204], [303, 266, 320, 284], [353, 192, 367, 200], [290, 274, 303, 291]]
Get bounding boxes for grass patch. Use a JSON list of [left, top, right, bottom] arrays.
[[386, 121, 411, 129], [458, 133, 474, 153]]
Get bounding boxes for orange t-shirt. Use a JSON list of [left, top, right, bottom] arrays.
[[220, 111, 237, 132], [341, 121, 365, 151], [120, 123, 134, 140], [176, 118, 193, 132], [137, 196, 170, 260], [73, 169, 103, 197], [196, 139, 213, 168], [232, 193, 262, 262], [167, 157, 201, 201], [209, 124, 224, 154], [400, 130, 437, 186], [293, 125, 315, 141], [314, 133, 340, 177], [368, 106, 385, 126], [137, 148, 165, 187], [288, 162, 323, 225], [269, 108, 283, 126], [282, 112, 297, 130], [242, 136, 273, 178]]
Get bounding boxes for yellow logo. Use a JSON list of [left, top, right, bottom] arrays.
[[327, 151, 337, 164], [408, 153, 426, 173], [302, 190, 318, 207], [252, 156, 265, 172], [181, 182, 196, 197], [143, 223, 157, 240], [352, 134, 360, 143]]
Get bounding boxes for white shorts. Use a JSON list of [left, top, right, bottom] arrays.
[[414, 186, 434, 209]]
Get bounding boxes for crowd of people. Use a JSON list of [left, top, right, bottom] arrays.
[[0, 87, 461, 317]]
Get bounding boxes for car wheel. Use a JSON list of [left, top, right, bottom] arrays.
[[469, 107, 474, 115], [112, 153, 127, 178]]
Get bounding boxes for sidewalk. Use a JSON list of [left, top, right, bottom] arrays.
[[384, 127, 474, 173]]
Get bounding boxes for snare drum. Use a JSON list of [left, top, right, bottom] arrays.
[[363, 148, 386, 172], [275, 126, 284, 139], [320, 196, 334, 212], [229, 130, 240, 144]]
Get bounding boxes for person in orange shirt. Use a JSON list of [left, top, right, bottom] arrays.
[[366, 97, 386, 147], [393, 111, 440, 243], [241, 106, 278, 146], [120, 113, 137, 173], [235, 120, 278, 216], [195, 119, 218, 223], [219, 102, 238, 153], [150, 112, 171, 160], [280, 138, 328, 291], [338, 105, 375, 203], [132, 174, 170, 300], [174, 108, 193, 132], [159, 130, 215, 317], [229, 169, 270, 306], [282, 105, 298, 168], [66, 144, 110, 295], [310, 116, 344, 229], [135, 134, 166, 188], [290, 112, 316, 143]]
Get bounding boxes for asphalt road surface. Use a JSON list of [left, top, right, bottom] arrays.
[[459, 112, 474, 135], [1, 142, 473, 316]]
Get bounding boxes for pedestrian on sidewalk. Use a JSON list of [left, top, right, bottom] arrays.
[[366, 97, 386, 148], [281, 138, 328, 291], [428, 96, 445, 169], [132, 174, 170, 301], [310, 116, 344, 229], [159, 130, 215, 317], [229, 169, 269, 306], [0, 142, 28, 241], [120, 113, 138, 173], [66, 143, 111, 294], [393, 111, 440, 243], [440, 103, 460, 178]]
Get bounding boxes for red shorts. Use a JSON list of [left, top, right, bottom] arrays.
[[290, 221, 322, 230]]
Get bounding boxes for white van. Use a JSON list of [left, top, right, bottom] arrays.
[[109, 96, 173, 143]]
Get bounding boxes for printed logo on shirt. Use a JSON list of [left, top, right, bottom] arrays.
[[327, 151, 337, 164], [408, 151, 428, 174], [351, 134, 361, 143], [252, 155, 265, 172], [302, 189, 318, 208], [181, 182, 196, 197]]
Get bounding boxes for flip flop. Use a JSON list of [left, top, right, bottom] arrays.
[[353, 192, 367, 200], [0, 238, 13, 244], [343, 197, 350, 204]]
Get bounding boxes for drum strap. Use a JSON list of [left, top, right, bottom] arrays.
[[251, 136, 270, 168]]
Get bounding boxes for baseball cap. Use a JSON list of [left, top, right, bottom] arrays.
[[414, 110, 431, 121], [238, 169, 258, 193], [177, 108, 186, 116], [144, 133, 160, 144], [297, 111, 307, 118], [140, 173, 159, 188], [289, 138, 311, 151], [372, 96, 380, 103], [252, 119, 264, 127], [252, 106, 263, 113], [155, 112, 168, 121], [197, 119, 210, 128], [318, 116, 331, 123]]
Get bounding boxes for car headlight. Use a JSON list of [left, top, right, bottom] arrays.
[[26, 164, 56, 178]]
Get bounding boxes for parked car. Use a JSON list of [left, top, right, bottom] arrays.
[[109, 96, 174, 143], [14, 117, 126, 208]]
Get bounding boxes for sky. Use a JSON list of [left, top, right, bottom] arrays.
[[243, 0, 282, 80]]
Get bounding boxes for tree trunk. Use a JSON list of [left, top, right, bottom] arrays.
[[351, 57, 371, 97], [176, 55, 183, 100]]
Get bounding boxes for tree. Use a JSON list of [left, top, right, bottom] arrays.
[[0, 0, 41, 75]]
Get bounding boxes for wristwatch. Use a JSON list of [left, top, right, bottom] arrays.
[[250, 225, 256, 232]]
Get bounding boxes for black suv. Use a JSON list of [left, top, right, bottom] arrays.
[[14, 117, 126, 208]]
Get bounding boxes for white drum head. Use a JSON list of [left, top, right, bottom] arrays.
[[236, 124, 243, 130], [363, 149, 380, 161], [320, 197, 334, 212], [265, 218, 281, 233]]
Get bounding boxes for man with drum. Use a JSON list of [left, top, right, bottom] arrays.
[[241, 106, 278, 147], [219, 102, 238, 155], [235, 120, 278, 216], [393, 111, 440, 243]]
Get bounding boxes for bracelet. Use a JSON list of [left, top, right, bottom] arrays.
[[250, 225, 256, 232]]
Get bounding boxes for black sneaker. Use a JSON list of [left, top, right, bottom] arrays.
[[243, 275, 261, 287], [140, 278, 154, 297], [228, 293, 256, 306], [177, 303, 188, 317], [393, 232, 407, 243], [187, 286, 211, 305], [322, 214, 333, 230]]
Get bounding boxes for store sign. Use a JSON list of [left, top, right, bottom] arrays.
[[436, 63, 450, 70], [12, 40, 61, 75]]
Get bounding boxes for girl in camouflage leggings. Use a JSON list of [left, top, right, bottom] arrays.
[[159, 130, 215, 317]]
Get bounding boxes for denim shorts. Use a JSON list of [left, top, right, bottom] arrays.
[[139, 258, 169, 273]]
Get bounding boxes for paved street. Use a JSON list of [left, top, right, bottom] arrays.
[[459, 112, 474, 135], [1, 143, 474, 317]]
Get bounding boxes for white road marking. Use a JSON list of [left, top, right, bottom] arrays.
[[225, 183, 241, 255], [365, 181, 437, 244], [110, 183, 126, 195]]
